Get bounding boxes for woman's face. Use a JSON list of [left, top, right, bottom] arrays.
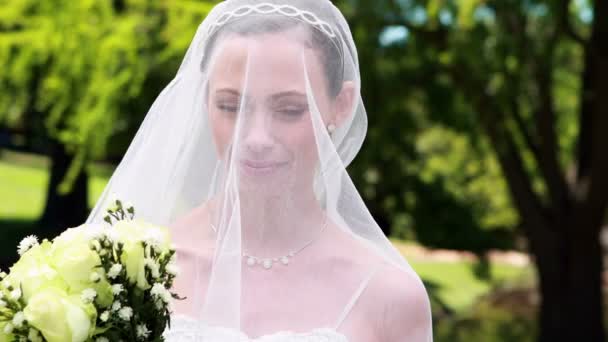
[[207, 29, 337, 190]]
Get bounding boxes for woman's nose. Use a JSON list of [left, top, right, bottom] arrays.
[[242, 111, 274, 154]]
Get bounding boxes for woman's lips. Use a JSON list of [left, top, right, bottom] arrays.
[[240, 159, 288, 176]]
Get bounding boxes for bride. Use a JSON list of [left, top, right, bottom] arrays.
[[87, 0, 432, 341]]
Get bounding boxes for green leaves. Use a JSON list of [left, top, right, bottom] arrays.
[[457, 0, 479, 29], [426, 0, 443, 27], [0, 0, 216, 193], [415, 126, 518, 230]]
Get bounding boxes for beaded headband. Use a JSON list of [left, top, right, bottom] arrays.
[[209, 3, 337, 38], [205, 2, 346, 85]]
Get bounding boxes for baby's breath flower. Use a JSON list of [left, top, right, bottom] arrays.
[[107, 264, 123, 279], [136, 324, 150, 339], [12, 311, 25, 328], [81, 288, 97, 303], [151, 283, 165, 297], [0, 271, 7, 279], [166, 262, 180, 276], [118, 306, 133, 321], [145, 258, 160, 279], [0, 299, 6, 307], [10, 288, 21, 301], [144, 228, 163, 249], [111, 301, 122, 312], [4, 323, 13, 334], [151, 283, 171, 303], [17, 235, 38, 256], [100, 310, 110, 322], [111, 283, 124, 295]]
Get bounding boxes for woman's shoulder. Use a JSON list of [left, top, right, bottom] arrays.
[[327, 225, 431, 340], [366, 262, 432, 341], [370, 262, 430, 309]]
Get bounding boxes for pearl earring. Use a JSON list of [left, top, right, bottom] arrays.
[[327, 123, 336, 134]]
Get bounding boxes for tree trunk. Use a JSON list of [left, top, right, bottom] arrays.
[[38, 140, 89, 240], [467, 76, 607, 341], [529, 212, 605, 342]]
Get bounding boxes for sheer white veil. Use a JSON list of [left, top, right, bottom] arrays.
[[87, 0, 432, 340]]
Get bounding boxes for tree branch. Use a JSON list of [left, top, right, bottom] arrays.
[[533, 58, 572, 213], [479, 93, 552, 240], [448, 63, 550, 238], [578, 0, 608, 229], [497, 1, 572, 213], [509, 98, 542, 163]]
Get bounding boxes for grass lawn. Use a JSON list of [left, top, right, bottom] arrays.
[[412, 259, 530, 311], [392, 239, 532, 311], [0, 159, 49, 219], [0, 150, 110, 219]]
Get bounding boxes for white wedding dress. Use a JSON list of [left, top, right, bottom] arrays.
[[163, 317, 348, 342], [163, 268, 378, 341]]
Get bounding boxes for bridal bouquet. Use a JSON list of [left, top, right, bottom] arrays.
[[0, 198, 182, 342]]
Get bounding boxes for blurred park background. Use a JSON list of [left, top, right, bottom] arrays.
[[1, 0, 607, 341]]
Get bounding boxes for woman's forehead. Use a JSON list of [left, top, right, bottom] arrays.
[[208, 32, 325, 94]]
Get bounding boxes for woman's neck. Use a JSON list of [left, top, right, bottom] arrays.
[[238, 189, 325, 257], [210, 187, 326, 257]]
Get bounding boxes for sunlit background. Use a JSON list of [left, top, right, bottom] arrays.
[[1, 0, 606, 341]]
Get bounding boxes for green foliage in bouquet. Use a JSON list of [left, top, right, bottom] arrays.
[[0, 197, 184, 342]]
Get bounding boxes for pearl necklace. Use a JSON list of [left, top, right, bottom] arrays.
[[210, 218, 327, 270]]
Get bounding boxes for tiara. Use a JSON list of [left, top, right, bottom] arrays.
[[210, 2, 337, 39]]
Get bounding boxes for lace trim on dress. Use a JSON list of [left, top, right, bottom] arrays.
[[164, 315, 350, 342]]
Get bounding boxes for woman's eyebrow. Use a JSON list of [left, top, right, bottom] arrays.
[[212, 89, 307, 103], [269, 91, 307, 101], [214, 88, 241, 96]]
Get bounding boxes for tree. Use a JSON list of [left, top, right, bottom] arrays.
[[338, 0, 520, 252], [342, 0, 607, 340], [0, 0, 215, 238]]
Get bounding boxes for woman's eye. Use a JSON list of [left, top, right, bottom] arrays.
[[275, 107, 307, 118], [217, 103, 239, 112]]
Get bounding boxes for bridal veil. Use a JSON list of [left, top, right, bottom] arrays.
[[86, 0, 432, 340]]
